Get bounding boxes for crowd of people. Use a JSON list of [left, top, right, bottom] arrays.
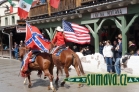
[[12, 40, 25, 60], [99, 34, 139, 76]]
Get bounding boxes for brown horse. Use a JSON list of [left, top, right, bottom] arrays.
[[18, 47, 56, 92], [50, 43, 85, 87]]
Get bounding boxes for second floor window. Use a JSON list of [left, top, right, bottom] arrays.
[[12, 16, 15, 25], [5, 17, 8, 26]]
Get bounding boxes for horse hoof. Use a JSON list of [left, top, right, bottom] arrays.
[[61, 82, 65, 87], [55, 80, 58, 84], [53, 88, 56, 92], [28, 85, 31, 88], [44, 76, 47, 79], [48, 86, 51, 90]]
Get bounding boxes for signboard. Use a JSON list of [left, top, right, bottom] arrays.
[[91, 7, 127, 19], [16, 26, 26, 33]]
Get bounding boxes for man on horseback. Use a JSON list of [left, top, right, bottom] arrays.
[[51, 26, 66, 55], [23, 32, 50, 77]]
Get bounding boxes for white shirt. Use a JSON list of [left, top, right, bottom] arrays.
[[103, 45, 113, 57]]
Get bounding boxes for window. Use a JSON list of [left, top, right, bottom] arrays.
[[12, 16, 15, 25], [5, 17, 8, 26]]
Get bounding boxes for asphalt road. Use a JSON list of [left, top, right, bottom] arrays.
[[0, 58, 139, 92]]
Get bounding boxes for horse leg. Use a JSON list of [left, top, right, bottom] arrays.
[[44, 69, 56, 92], [61, 67, 69, 87], [27, 75, 32, 88], [55, 67, 59, 84], [23, 77, 27, 85]]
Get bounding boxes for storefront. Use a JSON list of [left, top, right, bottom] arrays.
[[27, 0, 139, 55]]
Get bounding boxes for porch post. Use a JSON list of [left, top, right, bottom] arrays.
[[120, 14, 139, 55], [121, 16, 127, 55], [85, 22, 99, 53], [94, 23, 99, 53]]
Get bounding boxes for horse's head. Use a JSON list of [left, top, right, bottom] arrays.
[[18, 46, 29, 61]]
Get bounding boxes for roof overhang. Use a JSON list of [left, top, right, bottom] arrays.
[[27, 13, 82, 24]]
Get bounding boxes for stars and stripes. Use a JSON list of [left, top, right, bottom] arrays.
[[62, 20, 91, 44]]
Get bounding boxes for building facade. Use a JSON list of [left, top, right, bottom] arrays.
[[27, 0, 139, 55], [0, 0, 23, 58]]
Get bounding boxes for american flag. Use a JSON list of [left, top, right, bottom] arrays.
[[62, 20, 91, 44], [25, 23, 50, 53]]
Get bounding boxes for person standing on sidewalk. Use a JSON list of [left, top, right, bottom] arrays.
[[103, 40, 114, 73], [114, 38, 122, 76]]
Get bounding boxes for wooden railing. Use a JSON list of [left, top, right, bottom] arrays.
[[82, 0, 96, 3], [29, 0, 77, 17], [51, 0, 76, 13], [0, 49, 10, 58], [29, 3, 48, 17], [81, 0, 118, 3], [29, 0, 123, 17]]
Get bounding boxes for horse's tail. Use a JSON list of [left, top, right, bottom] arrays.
[[73, 54, 85, 75]]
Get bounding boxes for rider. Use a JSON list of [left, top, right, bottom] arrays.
[[51, 26, 66, 54], [24, 32, 48, 77]]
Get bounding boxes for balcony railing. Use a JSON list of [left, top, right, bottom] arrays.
[[29, 3, 48, 17], [51, 0, 76, 13], [29, 0, 129, 18], [29, 0, 77, 18]]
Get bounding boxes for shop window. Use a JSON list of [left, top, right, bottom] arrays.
[[5, 17, 8, 26], [12, 16, 15, 25]]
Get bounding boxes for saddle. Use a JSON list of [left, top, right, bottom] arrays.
[[54, 46, 67, 56], [30, 50, 42, 62]]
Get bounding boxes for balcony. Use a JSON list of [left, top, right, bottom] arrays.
[[28, 0, 139, 21], [29, 0, 77, 18]]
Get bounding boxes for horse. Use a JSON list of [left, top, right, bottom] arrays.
[[18, 47, 56, 92], [50, 43, 85, 87], [19, 47, 29, 61]]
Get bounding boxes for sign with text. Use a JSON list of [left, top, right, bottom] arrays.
[[91, 7, 127, 19], [65, 74, 139, 86], [16, 26, 26, 33]]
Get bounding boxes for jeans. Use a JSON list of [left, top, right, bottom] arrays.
[[14, 52, 18, 60], [40, 0, 46, 3], [105, 57, 114, 73], [115, 58, 121, 75]]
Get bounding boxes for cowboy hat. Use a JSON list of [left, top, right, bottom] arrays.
[[56, 26, 63, 32]]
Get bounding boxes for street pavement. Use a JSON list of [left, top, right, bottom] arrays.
[[0, 58, 139, 92]]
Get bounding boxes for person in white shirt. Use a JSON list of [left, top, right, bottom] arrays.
[[103, 40, 114, 73]]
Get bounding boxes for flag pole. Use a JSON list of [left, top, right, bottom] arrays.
[[47, 0, 51, 16], [76, 0, 81, 7]]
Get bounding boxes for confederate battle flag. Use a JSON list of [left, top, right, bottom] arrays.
[[25, 23, 50, 52]]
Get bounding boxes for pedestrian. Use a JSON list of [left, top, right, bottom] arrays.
[[13, 42, 18, 60], [72, 45, 78, 52], [128, 40, 137, 55], [99, 41, 104, 55], [19, 40, 25, 47], [114, 38, 122, 76], [134, 49, 139, 56], [84, 46, 91, 56], [103, 40, 114, 73]]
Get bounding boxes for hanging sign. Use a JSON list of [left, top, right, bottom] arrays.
[[91, 7, 127, 19], [16, 26, 26, 33]]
